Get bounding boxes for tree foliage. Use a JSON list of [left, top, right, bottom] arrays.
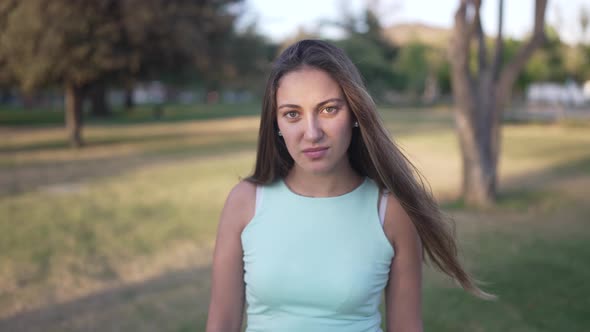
[[0, 1, 123, 91], [225, 22, 278, 92], [329, 8, 401, 98], [523, 26, 567, 84], [0, 0, 242, 146]]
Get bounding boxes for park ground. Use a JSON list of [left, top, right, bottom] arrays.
[[0, 104, 589, 331]]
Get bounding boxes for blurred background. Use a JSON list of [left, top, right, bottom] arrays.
[[0, 0, 589, 331]]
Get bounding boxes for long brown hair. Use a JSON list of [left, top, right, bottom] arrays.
[[247, 39, 495, 299]]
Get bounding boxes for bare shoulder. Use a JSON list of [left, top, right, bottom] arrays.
[[227, 180, 257, 205], [381, 192, 421, 251], [221, 180, 257, 232]]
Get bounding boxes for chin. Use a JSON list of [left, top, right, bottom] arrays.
[[300, 161, 337, 175]]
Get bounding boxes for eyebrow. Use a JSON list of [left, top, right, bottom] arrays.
[[277, 98, 344, 110]]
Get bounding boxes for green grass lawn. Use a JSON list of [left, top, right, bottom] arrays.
[[0, 103, 589, 331]]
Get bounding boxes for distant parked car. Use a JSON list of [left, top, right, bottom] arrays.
[[526, 81, 588, 107]]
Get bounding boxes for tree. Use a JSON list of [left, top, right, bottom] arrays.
[[582, 7, 590, 42], [226, 21, 277, 94], [573, 5, 590, 81], [449, 0, 548, 207], [393, 40, 446, 102], [329, 7, 401, 99], [0, 0, 242, 147], [0, 1, 129, 147], [524, 26, 567, 83], [88, 80, 111, 117], [115, 0, 241, 107]]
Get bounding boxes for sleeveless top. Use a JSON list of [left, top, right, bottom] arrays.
[[240, 177, 396, 332]]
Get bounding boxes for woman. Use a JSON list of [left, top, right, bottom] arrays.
[[206, 39, 493, 332]]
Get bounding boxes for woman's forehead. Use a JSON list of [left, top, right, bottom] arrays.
[[276, 67, 343, 105]]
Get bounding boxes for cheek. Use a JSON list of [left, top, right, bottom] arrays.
[[277, 122, 300, 149], [330, 120, 353, 143]]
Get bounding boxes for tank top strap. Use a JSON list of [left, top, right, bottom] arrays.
[[252, 179, 285, 216], [255, 185, 263, 214], [356, 176, 380, 209], [378, 188, 389, 227]]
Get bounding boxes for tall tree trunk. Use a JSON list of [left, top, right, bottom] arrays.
[[422, 71, 440, 104], [450, 0, 547, 207], [124, 80, 134, 110], [65, 83, 84, 148], [90, 81, 111, 117], [454, 85, 498, 206]]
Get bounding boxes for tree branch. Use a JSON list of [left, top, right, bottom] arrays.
[[497, 0, 547, 104], [474, 0, 488, 74], [491, 0, 504, 81], [453, 0, 470, 63], [450, 0, 475, 103]]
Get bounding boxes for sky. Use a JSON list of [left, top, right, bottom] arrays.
[[242, 0, 590, 45]]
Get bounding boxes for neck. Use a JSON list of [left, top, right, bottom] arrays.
[[285, 163, 363, 198]]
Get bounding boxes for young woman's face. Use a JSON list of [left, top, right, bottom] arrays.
[[276, 67, 354, 175]]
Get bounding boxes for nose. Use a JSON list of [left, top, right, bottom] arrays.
[[303, 116, 324, 142]]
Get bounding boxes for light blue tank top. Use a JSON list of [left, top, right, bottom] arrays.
[[241, 177, 395, 332]]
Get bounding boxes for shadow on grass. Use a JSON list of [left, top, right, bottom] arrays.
[[422, 229, 590, 332], [0, 128, 255, 154], [0, 264, 212, 332], [0, 137, 257, 196], [1, 132, 196, 153], [442, 154, 590, 213], [0, 103, 261, 127], [442, 190, 556, 213], [549, 155, 590, 175]]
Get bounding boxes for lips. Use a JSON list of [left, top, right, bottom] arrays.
[[302, 147, 329, 159]]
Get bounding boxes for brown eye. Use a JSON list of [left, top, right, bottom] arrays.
[[322, 106, 339, 114]]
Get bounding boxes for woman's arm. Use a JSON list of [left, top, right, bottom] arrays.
[[206, 181, 256, 332], [383, 194, 423, 332]]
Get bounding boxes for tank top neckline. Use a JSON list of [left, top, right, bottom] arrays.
[[280, 176, 368, 200]]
